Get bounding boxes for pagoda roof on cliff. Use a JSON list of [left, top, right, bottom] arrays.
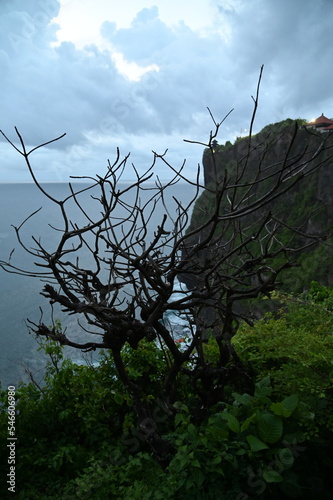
[[307, 113, 333, 126]]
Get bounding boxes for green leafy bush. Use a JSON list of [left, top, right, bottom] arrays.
[[26, 376, 311, 500], [232, 288, 333, 434], [2, 306, 333, 499], [165, 376, 311, 499]]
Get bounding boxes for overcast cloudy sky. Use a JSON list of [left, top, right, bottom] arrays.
[[0, 0, 332, 182]]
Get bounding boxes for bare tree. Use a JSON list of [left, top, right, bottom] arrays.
[[1, 68, 332, 466]]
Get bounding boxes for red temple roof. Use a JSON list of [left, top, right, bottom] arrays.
[[307, 113, 333, 126]]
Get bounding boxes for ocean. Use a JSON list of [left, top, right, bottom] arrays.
[[0, 181, 198, 388]]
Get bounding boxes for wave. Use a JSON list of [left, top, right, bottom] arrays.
[[162, 277, 194, 341]]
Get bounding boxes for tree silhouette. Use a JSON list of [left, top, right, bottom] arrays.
[[1, 68, 332, 466]]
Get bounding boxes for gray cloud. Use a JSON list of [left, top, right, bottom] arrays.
[[1, 0, 333, 182], [216, 0, 333, 117], [101, 6, 176, 62]]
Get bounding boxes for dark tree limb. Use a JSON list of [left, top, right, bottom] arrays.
[[1, 67, 333, 466]]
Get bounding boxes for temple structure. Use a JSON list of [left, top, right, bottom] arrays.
[[306, 113, 333, 132]]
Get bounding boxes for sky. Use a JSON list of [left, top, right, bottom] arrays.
[[0, 0, 333, 182]]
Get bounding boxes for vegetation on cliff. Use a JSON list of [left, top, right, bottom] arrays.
[[195, 119, 333, 293], [1, 283, 333, 498]]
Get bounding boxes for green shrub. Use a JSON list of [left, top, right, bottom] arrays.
[[2, 306, 333, 499], [41, 377, 313, 499], [232, 287, 333, 433]]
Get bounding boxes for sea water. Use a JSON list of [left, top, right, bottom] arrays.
[[0, 181, 197, 387]]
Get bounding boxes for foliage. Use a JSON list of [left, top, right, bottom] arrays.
[[259, 118, 307, 136], [2, 343, 328, 499], [203, 119, 308, 156], [59, 377, 312, 499], [232, 285, 333, 433], [166, 376, 312, 499], [199, 119, 333, 294]]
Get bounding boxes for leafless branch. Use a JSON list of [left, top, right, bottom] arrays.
[[1, 67, 333, 467]]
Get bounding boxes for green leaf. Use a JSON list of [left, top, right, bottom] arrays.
[[263, 470, 283, 483], [187, 423, 197, 436], [173, 401, 189, 413], [254, 377, 272, 398], [179, 456, 189, 470], [281, 394, 299, 414], [235, 448, 247, 456], [185, 479, 194, 490], [232, 392, 253, 406], [270, 395, 299, 417], [257, 412, 283, 444], [124, 394, 133, 407], [200, 436, 208, 446], [113, 393, 124, 405], [175, 413, 184, 428], [241, 412, 257, 432], [194, 470, 205, 487], [246, 434, 269, 452], [221, 413, 240, 433], [208, 413, 229, 432], [270, 402, 286, 417]]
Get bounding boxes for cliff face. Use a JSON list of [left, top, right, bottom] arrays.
[[203, 126, 300, 186], [187, 120, 333, 290]]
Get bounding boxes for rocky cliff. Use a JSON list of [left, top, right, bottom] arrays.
[[185, 118, 333, 291]]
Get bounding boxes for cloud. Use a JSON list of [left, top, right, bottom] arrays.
[[1, 0, 333, 182], [215, 0, 333, 117], [101, 6, 176, 62], [0, 0, 60, 51]]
